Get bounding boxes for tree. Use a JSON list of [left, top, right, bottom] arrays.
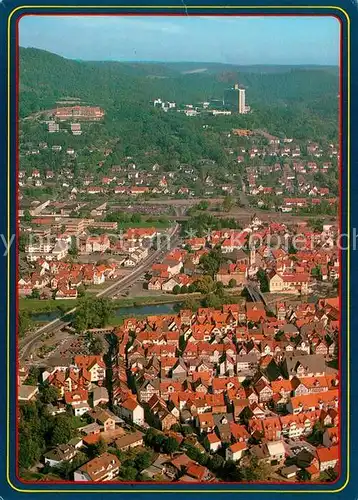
[[134, 451, 152, 471], [200, 248, 223, 277], [144, 428, 156, 448], [18, 427, 44, 469], [274, 330, 285, 341], [311, 266, 322, 280], [204, 294, 223, 309], [215, 281, 225, 298], [297, 468, 311, 481], [185, 444, 203, 463], [50, 415, 76, 446], [88, 438, 107, 458], [131, 213, 142, 224], [152, 434, 166, 452], [19, 310, 32, 337], [221, 459, 242, 481], [208, 454, 224, 471], [310, 218, 324, 232], [307, 421, 324, 446], [240, 454, 273, 481], [288, 242, 297, 254], [179, 335, 187, 353], [182, 296, 200, 311], [87, 333, 104, 355], [228, 278, 237, 288], [120, 466, 138, 481], [73, 296, 114, 333], [24, 209, 32, 223], [321, 467, 338, 482], [68, 236, 78, 256], [19, 233, 29, 252], [163, 437, 179, 455], [25, 366, 41, 385], [194, 275, 214, 295], [222, 195, 234, 212], [257, 268, 269, 293], [55, 460, 74, 480], [180, 285, 188, 294], [39, 384, 59, 404], [188, 283, 197, 293], [18, 401, 55, 469], [198, 201, 209, 210], [173, 285, 181, 295], [31, 288, 40, 299]]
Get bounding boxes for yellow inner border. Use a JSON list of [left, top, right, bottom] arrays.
[[7, 5, 350, 494]]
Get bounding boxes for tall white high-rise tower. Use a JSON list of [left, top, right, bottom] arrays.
[[238, 88, 246, 114]]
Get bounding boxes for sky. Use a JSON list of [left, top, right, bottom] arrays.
[[19, 15, 340, 66]]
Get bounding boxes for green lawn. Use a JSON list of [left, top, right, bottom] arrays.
[[72, 416, 89, 428], [20, 294, 184, 317], [19, 297, 77, 313], [19, 470, 63, 481]]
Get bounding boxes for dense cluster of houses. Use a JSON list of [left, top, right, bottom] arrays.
[[18, 260, 121, 298], [19, 352, 142, 482], [19, 221, 163, 297], [245, 158, 337, 212], [241, 135, 338, 163], [19, 289, 340, 482], [106, 294, 339, 481], [18, 111, 340, 482], [146, 217, 339, 295], [20, 123, 338, 207], [237, 133, 338, 211]]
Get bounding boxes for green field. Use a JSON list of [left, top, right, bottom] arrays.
[[19, 297, 76, 313]]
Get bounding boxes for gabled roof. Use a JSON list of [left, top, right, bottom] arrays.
[[316, 445, 339, 463], [121, 397, 140, 411], [229, 441, 247, 453], [78, 452, 120, 481]]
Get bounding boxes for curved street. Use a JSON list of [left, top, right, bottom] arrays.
[[19, 223, 180, 361]]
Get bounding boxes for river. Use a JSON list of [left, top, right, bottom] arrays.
[[31, 302, 181, 323]]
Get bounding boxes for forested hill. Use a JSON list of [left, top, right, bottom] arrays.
[[19, 47, 338, 141]]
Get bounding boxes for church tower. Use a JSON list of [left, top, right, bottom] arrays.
[[250, 245, 256, 266]]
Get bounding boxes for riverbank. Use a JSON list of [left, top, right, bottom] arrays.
[[21, 294, 192, 323], [20, 288, 250, 320], [20, 293, 186, 314]]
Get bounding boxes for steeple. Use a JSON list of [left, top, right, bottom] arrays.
[[250, 245, 256, 266]]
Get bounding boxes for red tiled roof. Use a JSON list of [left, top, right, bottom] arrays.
[[121, 397, 139, 411], [316, 445, 339, 463]]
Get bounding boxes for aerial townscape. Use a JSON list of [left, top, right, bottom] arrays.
[[18, 47, 339, 484]]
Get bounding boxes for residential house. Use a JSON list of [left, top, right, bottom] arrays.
[[74, 453, 120, 481], [74, 356, 106, 383], [44, 444, 77, 467], [316, 446, 339, 472], [205, 433, 222, 453], [89, 408, 116, 432], [226, 442, 248, 462], [115, 431, 144, 452], [120, 397, 144, 426]]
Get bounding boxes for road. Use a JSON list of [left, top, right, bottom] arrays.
[[98, 226, 181, 298], [19, 224, 180, 361]]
